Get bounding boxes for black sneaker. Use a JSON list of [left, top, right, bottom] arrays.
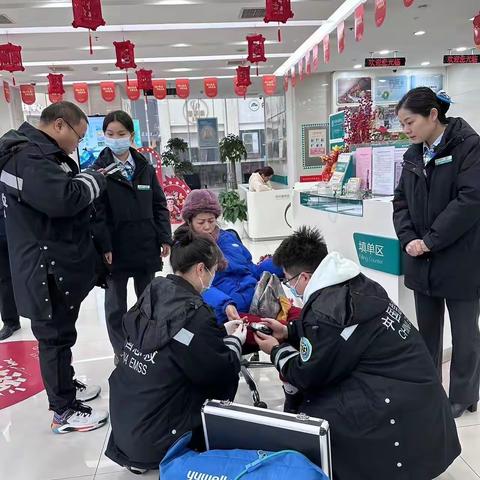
[[0, 324, 21, 341], [51, 401, 108, 434], [126, 466, 149, 475]]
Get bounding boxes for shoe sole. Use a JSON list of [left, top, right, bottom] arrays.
[[51, 417, 108, 434], [76, 391, 101, 402]]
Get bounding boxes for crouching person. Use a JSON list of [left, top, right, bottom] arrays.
[[255, 227, 461, 480], [106, 225, 246, 474]]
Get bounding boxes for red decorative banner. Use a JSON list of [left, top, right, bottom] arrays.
[[153, 79, 167, 100], [337, 21, 345, 54], [375, 0, 387, 27], [323, 34, 330, 64], [263, 75, 277, 95], [20, 84, 36, 105], [355, 4, 365, 42], [403, 0, 414, 6], [49, 92, 64, 104], [305, 52, 311, 76], [100, 81, 116, 102], [126, 79, 140, 101], [291, 66, 297, 87], [298, 58, 304, 81], [474, 13, 480, 47], [312, 44, 319, 71], [283, 74, 289, 92], [73, 82, 89, 103], [204, 77, 218, 98], [233, 77, 248, 97], [176, 78, 190, 99], [3, 81, 10, 103]]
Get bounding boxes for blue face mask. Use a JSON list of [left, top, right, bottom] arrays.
[[288, 277, 303, 299], [105, 136, 131, 156]]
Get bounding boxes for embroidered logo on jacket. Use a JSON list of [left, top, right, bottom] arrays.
[[300, 337, 313, 362]]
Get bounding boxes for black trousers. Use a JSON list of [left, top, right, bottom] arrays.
[[414, 292, 480, 405], [0, 237, 19, 329], [105, 271, 154, 355], [30, 275, 80, 413]]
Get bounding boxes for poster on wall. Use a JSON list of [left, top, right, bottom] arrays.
[[410, 74, 444, 92], [374, 76, 409, 103], [373, 104, 402, 131], [372, 146, 396, 196], [329, 111, 345, 148], [302, 123, 328, 169], [337, 77, 372, 104], [197, 118, 219, 148]]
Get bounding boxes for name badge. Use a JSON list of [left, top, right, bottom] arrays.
[[137, 185, 151, 191], [435, 156, 453, 166]]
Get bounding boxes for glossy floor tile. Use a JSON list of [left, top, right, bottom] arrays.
[[1, 236, 479, 479]]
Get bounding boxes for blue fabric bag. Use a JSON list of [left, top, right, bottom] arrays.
[[160, 432, 329, 480]]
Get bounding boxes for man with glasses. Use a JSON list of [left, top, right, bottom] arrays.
[[0, 101, 109, 433]]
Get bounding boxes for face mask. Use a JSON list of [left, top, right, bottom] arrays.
[[105, 137, 131, 156], [289, 277, 303, 300], [199, 267, 215, 293]]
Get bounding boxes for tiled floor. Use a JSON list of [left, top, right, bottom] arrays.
[[1, 237, 479, 479]]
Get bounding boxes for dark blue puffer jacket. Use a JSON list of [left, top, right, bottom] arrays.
[[202, 229, 283, 324]]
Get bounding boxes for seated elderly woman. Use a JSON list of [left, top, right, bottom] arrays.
[[181, 189, 284, 324]]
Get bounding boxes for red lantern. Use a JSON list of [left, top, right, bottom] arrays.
[[355, 4, 365, 42], [3, 81, 10, 103], [247, 34, 267, 75], [337, 21, 345, 54], [474, 13, 480, 47], [48, 73, 65, 95], [236, 66, 252, 89], [323, 34, 330, 64], [49, 93, 64, 104], [233, 78, 248, 97], [126, 80, 140, 101], [375, 0, 387, 28], [312, 44, 319, 71], [263, 75, 277, 96], [204, 78, 218, 98], [100, 81, 116, 102], [136, 69, 153, 92], [71, 0, 106, 54], [153, 79, 167, 100], [114, 40, 137, 84], [176, 79, 190, 99], [73, 83, 89, 103], [20, 85, 36, 105], [283, 74, 289, 92], [0, 43, 25, 85], [404, 0, 414, 6], [264, 0, 294, 42]]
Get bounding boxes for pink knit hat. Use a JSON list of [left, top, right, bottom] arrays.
[[181, 189, 222, 222]]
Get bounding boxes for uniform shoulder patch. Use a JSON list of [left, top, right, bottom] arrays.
[[300, 337, 313, 362]]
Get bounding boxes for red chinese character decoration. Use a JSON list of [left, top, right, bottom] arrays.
[[100, 81, 116, 102], [153, 79, 167, 100], [114, 40, 137, 84], [403, 0, 414, 6], [247, 34, 267, 76], [323, 34, 330, 64], [71, 0, 106, 54], [48, 73, 65, 95], [312, 44, 319, 71], [176, 79, 190, 99], [264, 0, 294, 42], [375, 0, 387, 28], [263, 75, 277, 96], [283, 74, 289, 92], [0, 43, 25, 85], [73, 82, 89, 103], [355, 4, 365, 42], [233, 78, 248, 97], [136, 69, 153, 92], [204, 78, 218, 98], [126, 79, 140, 101], [337, 21, 345, 54], [236, 66, 252, 89], [474, 13, 480, 47]]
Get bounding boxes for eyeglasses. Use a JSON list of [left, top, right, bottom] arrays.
[[282, 272, 311, 287], [61, 118, 85, 142]]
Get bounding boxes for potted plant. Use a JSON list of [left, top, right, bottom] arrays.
[[161, 137, 193, 178], [219, 190, 248, 238], [219, 134, 248, 190]]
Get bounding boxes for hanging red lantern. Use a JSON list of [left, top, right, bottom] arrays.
[[100, 81, 116, 102], [404, 0, 414, 6], [136, 69, 153, 92], [264, 0, 294, 42], [337, 21, 345, 54], [283, 74, 289, 92], [73, 83, 89, 103], [236, 66, 252, 89], [48, 73, 65, 95], [3, 81, 10, 103], [247, 34, 267, 75], [49, 93, 64, 104], [176, 79, 190, 99], [474, 13, 480, 47], [153, 79, 167, 100], [114, 40, 137, 84], [263, 75, 277, 96], [126, 79, 140, 101], [233, 78, 248, 97], [20, 84, 36, 105], [375, 0, 387, 27], [71, 0, 106, 54], [0, 43, 25, 85], [355, 4, 365, 42], [204, 78, 218, 98], [312, 44, 319, 71], [323, 34, 330, 64]]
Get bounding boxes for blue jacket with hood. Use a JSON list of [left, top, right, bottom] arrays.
[[202, 229, 283, 324]]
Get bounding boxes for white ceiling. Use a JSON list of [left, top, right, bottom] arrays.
[[0, 0, 478, 89]]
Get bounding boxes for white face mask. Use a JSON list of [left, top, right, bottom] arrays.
[[105, 137, 131, 156], [199, 267, 214, 293]]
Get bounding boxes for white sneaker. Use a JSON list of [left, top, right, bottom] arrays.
[[74, 379, 101, 402], [51, 401, 109, 434]]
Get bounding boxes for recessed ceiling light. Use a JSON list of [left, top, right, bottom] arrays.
[[379, 79, 387, 83], [456, 47, 468, 52], [353, 64, 362, 69], [421, 61, 430, 66], [167, 68, 194, 72], [152, 0, 199, 4], [379, 50, 390, 55], [232, 40, 276, 46], [36, 2, 71, 7], [171, 43, 192, 48], [102, 71, 128, 75], [321, 83, 329, 87], [78, 46, 110, 51], [414, 30, 426, 36]]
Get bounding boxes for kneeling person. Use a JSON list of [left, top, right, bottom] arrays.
[[255, 227, 461, 480], [106, 226, 245, 474]]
